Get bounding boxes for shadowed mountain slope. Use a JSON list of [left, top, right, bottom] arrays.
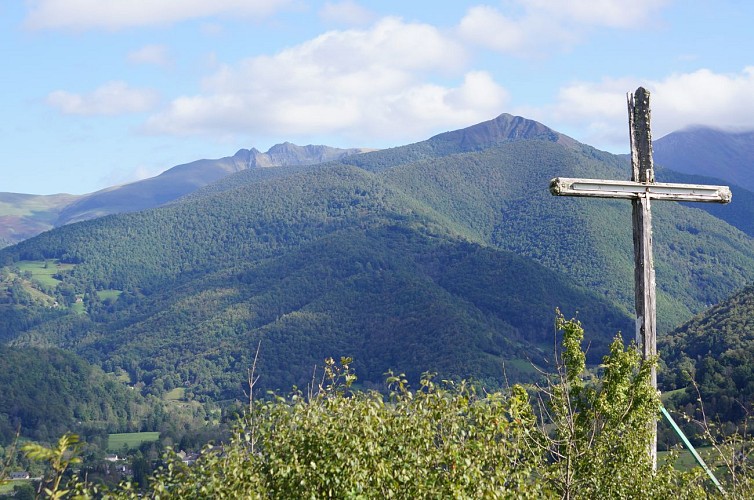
[[37, 226, 631, 399], [654, 126, 754, 191], [661, 283, 754, 423], [377, 140, 754, 331], [657, 168, 754, 238]]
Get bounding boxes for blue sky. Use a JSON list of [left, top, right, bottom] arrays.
[[3, 0, 754, 195]]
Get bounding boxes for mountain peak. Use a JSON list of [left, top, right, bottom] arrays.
[[248, 142, 370, 168], [428, 113, 578, 151]]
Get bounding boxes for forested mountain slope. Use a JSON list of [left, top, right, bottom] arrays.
[[661, 284, 754, 423], [656, 167, 754, 238], [376, 141, 754, 331], [2, 114, 754, 411], [0, 164, 631, 399], [18, 225, 632, 401], [54, 143, 370, 226], [0, 344, 150, 443]]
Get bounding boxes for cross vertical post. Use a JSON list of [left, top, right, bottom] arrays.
[[549, 87, 731, 470], [628, 87, 658, 466]]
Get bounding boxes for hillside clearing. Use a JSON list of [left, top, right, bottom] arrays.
[[107, 432, 160, 452]]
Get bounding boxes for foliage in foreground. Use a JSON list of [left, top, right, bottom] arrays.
[[13, 315, 732, 498]]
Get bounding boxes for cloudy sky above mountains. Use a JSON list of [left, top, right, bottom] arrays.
[[4, 0, 754, 194]]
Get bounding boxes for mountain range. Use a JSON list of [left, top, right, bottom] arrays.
[[0, 143, 369, 248], [3, 114, 754, 440], [3, 122, 752, 249]]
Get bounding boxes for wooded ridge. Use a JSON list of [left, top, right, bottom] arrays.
[[2, 114, 754, 442]]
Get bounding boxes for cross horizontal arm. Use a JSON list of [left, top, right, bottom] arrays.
[[550, 177, 732, 203]]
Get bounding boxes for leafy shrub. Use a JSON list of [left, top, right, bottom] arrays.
[[24, 315, 714, 498]]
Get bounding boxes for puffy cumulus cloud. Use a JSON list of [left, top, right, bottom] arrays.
[[24, 0, 291, 30], [651, 68, 754, 132], [319, 1, 376, 27], [550, 77, 636, 123], [458, 5, 574, 55], [145, 18, 508, 144], [127, 44, 171, 67], [543, 77, 638, 148], [458, 0, 670, 56], [372, 71, 509, 129], [47, 81, 160, 115], [544, 67, 754, 150]]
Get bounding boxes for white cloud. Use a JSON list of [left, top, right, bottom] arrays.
[[145, 18, 508, 144], [47, 81, 160, 116], [458, 6, 525, 53], [458, 0, 670, 56], [25, 0, 291, 30], [653, 68, 754, 132], [526, 0, 671, 29], [458, 5, 574, 56], [319, 1, 376, 26], [543, 67, 754, 150], [128, 44, 171, 67]]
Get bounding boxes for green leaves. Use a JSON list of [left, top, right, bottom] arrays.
[[21, 433, 83, 499], [132, 334, 700, 498], [20, 315, 723, 498], [544, 313, 706, 498], [556, 310, 586, 387], [136, 362, 545, 498]]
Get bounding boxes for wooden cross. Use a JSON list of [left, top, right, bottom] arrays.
[[549, 87, 731, 467]]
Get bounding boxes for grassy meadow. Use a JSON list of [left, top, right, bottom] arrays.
[[163, 388, 186, 401], [107, 432, 160, 453], [98, 289, 122, 301], [15, 260, 73, 288]]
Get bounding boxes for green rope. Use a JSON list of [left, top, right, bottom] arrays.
[[660, 405, 725, 496]]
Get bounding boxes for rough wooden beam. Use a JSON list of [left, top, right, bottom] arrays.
[[549, 178, 732, 203], [629, 87, 654, 184], [628, 87, 658, 468]]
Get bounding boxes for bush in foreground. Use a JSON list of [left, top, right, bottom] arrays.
[[14, 314, 721, 498]]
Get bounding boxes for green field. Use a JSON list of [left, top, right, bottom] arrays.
[[660, 388, 686, 401], [71, 300, 85, 315], [164, 387, 186, 401], [113, 370, 131, 383], [99, 289, 123, 301], [107, 432, 160, 452], [504, 358, 540, 375], [15, 260, 74, 288], [659, 445, 717, 471]]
